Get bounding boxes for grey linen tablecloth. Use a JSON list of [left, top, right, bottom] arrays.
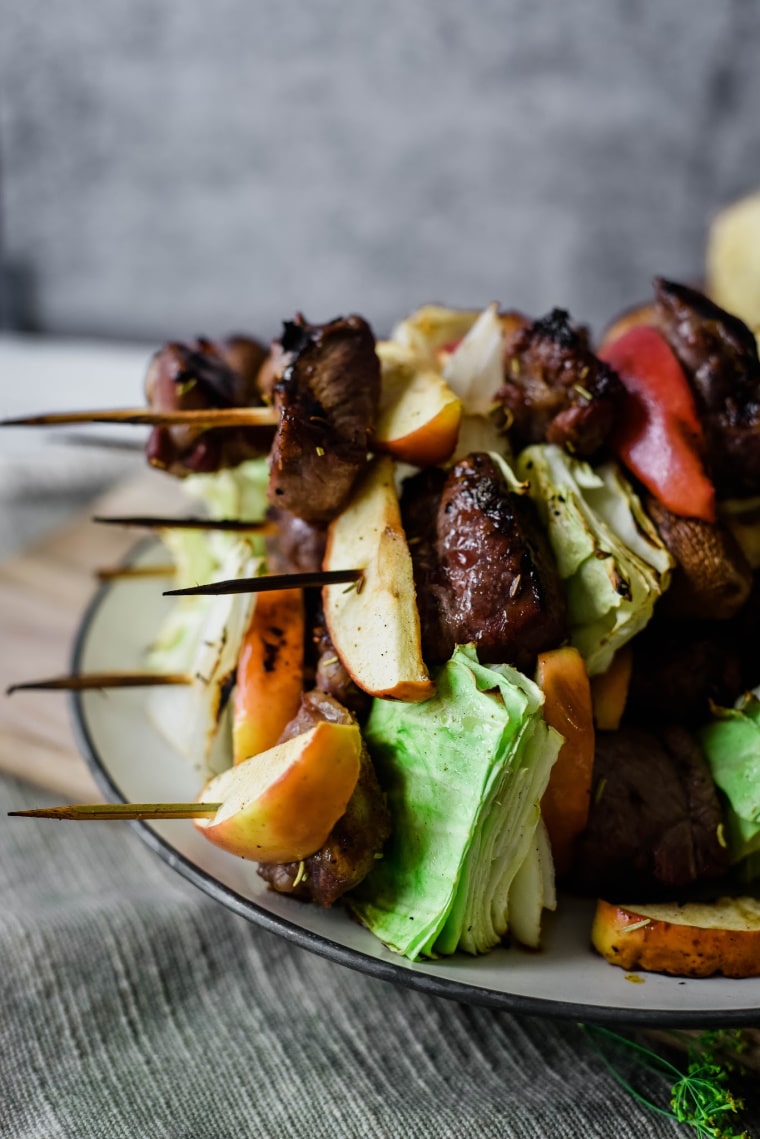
[[2, 774, 698, 1139], [0, 356, 754, 1139]]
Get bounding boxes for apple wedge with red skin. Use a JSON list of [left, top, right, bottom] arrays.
[[194, 721, 362, 863], [373, 342, 462, 467], [323, 455, 434, 703]]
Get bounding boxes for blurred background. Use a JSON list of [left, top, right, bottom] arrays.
[[2, 0, 760, 347]]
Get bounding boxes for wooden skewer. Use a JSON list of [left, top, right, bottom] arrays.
[[51, 433, 144, 452], [6, 672, 192, 695], [8, 803, 221, 821], [92, 515, 275, 532], [164, 569, 362, 598], [2, 407, 279, 428], [96, 564, 176, 581]]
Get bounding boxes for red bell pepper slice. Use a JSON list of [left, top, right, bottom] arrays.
[[599, 325, 716, 522]]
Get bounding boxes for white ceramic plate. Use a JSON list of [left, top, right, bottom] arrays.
[[70, 543, 760, 1026]]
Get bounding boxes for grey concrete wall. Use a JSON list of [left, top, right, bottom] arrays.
[[2, 0, 759, 346]]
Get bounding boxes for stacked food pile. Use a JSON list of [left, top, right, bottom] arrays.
[[8, 276, 760, 978]]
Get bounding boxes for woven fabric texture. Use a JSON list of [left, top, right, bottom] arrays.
[[2, 772, 698, 1139]]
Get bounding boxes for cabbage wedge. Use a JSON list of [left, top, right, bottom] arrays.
[[349, 645, 562, 959]]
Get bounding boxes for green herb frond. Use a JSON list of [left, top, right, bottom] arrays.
[[579, 1024, 749, 1139]]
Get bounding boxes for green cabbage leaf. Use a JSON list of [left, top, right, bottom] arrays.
[[516, 445, 673, 675], [700, 692, 760, 863], [348, 645, 561, 959]]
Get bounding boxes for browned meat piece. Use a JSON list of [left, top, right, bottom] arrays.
[[312, 614, 371, 719], [645, 496, 753, 620], [655, 278, 760, 495], [399, 466, 451, 662], [402, 454, 567, 671], [144, 335, 271, 476], [495, 309, 622, 456], [257, 691, 391, 907], [265, 507, 327, 575], [571, 726, 730, 897], [626, 620, 743, 726], [268, 314, 380, 523]]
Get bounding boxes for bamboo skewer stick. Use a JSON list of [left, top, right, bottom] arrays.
[[164, 569, 362, 598], [92, 515, 275, 532], [7, 672, 192, 695], [2, 407, 279, 428], [51, 433, 144, 452], [8, 803, 221, 821], [96, 564, 177, 581]]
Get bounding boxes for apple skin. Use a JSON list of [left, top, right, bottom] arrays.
[[373, 342, 462, 467], [323, 455, 434, 702], [592, 898, 760, 978], [194, 721, 362, 863]]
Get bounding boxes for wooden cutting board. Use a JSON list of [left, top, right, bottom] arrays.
[[0, 470, 183, 800]]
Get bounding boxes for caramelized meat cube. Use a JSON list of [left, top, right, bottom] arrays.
[[145, 335, 270, 476], [496, 309, 622, 456], [265, 507, 326, 575], [402, 454, 567, 672], [655, 278, 760, 495], [268, 314, 380, 523], [572, 726, 730, 897]]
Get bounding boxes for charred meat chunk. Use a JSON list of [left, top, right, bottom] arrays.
[[312, 614, 371, 719], [265, 507, 327, 575], [655, 278, 760, 495], [268, 314, 380, 524], [257, 691, 391, 907], [626, 620, 743, 727], [399, 466, 451, 663], [572, 726, 730, 897], [145, 335, 271, 476], [402, 454, 567, 672], [495, 309, 622, 456]]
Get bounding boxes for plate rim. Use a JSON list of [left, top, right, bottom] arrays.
[[69, 550, 760, 1028]]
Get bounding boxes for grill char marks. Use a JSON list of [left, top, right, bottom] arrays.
[[145, 336, 270, 476], [402, 454, 567, 672], [268, 314, 380, 523], [257, 690, 390, 907], [496, 309, 622, 456], [654, 277, 760, 495]]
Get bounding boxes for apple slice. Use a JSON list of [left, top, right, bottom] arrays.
[[195, 721, 362, 863], [391, 304, 482, 360], [323, 455, 434, 702], [373, 342, 462, 467], [592, 897, 760, 978]]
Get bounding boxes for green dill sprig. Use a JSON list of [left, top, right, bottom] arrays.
[[579, 1023, 749, 1138]]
